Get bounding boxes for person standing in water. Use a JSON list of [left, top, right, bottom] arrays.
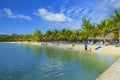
[[84, 40, 88, 50]]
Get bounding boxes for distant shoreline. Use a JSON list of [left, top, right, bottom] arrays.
[[1, 41, 120, 56]]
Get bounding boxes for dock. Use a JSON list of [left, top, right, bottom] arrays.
[[96, 58, 120, 80]]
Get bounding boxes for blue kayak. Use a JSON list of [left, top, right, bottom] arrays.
[[94, 46, 102, 50]]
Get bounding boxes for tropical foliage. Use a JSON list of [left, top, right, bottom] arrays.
[[0, 10, 120, 43]]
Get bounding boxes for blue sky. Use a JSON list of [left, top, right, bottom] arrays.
[[0, 0, 120, 34]]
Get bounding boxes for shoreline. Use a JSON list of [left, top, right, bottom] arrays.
[[2, 41, 120, 56], [1, 41, 120, 80], [96, 58, 120, 80]]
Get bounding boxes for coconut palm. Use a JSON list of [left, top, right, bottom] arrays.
[[82, 16, 98, 41], [44, 30, 52, 41], [52, 29, 60, 41], [33, 29, 42, 42], [58, 29, 66, 41], [64, 29, 72, 41], [110, 10, 120, 43], [97, 20, 111, 42], [74, 29, 81, 42]]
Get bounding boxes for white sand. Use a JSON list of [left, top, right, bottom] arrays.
[[3, 41, 120, 56]]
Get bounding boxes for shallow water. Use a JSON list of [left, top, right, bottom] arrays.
[[0, 43, 119, 80]]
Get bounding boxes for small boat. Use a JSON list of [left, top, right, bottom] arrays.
[[94, 46, 102, 50]]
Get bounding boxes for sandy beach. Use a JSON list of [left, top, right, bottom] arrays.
[[4, 41, 120, 56]]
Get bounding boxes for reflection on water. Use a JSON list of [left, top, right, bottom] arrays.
[[0, 43, 119, 80]]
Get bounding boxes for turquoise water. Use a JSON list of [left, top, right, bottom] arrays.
[[0, 43, 119, 80]]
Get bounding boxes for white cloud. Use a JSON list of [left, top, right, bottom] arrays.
[[40, 0, 120, 30], [17, 14, 32, 20], [3, 8, 16, 18], [33, 0, 120, 30], [35, 8, 73, 22], [60, 0, 120, 24], [98, 0, 120, 11], [3, 8, 32, 20], [108, 0, 120, 9]]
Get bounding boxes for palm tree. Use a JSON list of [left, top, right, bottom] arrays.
[[110, 10, 120, 43], [97, 20, 111, 42], [43, 29, 52, 41], [74, 29, 81, 42], [33, 29, 42, 42], [69, 33, 76, 41], [82, 16, 98, 41], [60, 29, 66, 41], [64, 29, 72, 41], [80, 29, 89, 40], [52, 29, 59, 41]]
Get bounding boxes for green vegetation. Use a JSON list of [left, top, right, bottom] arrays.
[[0, 10, 120, 42], [33, 29, 42, 42]]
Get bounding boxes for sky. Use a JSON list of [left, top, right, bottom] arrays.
[[0, 0, 120, 34]]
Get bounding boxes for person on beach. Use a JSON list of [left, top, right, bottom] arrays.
[[84, 40, 88, 50], [72, 43, 75, 49]]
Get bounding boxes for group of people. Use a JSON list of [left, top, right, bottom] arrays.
[[83, 40, 119, 51], [84, 40, 104, 51]]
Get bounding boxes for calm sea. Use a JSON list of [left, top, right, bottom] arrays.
[[0, 42, 118, 80]]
